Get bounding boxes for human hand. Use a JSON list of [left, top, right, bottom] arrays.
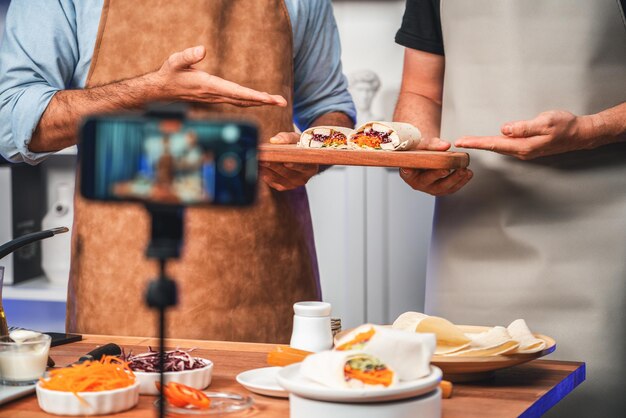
[[259, 132, 319, 191], [399, 167, 473, 196], [454, 110, 594, 160], [399, 136, 471, 196], [152, 45, 287, 107]]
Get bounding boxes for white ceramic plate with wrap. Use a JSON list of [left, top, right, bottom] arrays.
[[276, 364, 441, 403]]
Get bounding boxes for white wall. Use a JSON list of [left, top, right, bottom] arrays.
[[333, 0, 407, 120], [307, 1, 436, 328]]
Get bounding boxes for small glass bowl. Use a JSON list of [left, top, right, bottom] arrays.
[[0, 333, 51, 386]]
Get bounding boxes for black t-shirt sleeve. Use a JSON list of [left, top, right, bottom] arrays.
[[395, 0, 444, 56]]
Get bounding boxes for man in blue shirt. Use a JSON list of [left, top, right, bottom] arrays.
[[0, 0, 355, 342]]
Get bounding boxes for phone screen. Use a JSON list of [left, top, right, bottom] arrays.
[[80, 116, 258, 206]]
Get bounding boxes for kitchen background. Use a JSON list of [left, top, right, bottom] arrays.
[[0, 0, 436, 334]]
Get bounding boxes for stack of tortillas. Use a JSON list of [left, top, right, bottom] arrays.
[[392, 312, 546, 357]]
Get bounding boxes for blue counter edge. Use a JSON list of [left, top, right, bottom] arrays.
[[519, 362, 586, 418]]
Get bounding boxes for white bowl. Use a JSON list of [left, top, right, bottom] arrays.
[[134, 360, 213, 395], [36, 381, 140, 416]]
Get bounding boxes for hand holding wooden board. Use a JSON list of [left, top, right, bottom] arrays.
[[260, 122, 469, 170]]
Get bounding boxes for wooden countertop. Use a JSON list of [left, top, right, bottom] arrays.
[[0, 335, 585, 418]]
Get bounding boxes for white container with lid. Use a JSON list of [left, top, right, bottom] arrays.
[[290, 301, 333, 353]]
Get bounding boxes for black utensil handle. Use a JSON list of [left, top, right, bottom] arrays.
[[0, 227, 69, 260], [77, 343, 122, 363]]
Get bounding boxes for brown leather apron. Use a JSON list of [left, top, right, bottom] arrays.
[[67, 0, 320, 343]]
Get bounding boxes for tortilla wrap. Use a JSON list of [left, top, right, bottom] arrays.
[[392, 312, 471, 355], [507, 319, 546, 353], [300, 350, 398, 389], [334, 324, 435, 381], [298, 126, 353, 149], [446, 326, 519, 357], [348, 121, 421, 151]]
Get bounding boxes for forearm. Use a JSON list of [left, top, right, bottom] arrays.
[[582, 102, 626, 148], [393, 91, 442, 140], [309, 111, 354, 129], [29, 73, 163, 153]]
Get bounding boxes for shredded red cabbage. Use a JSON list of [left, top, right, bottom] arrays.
[[122, 347, 208, 373]]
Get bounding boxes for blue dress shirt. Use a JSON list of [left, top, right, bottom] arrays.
[[0, 0, 355, 164]]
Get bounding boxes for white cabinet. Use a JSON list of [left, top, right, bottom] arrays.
[[307, 166, 434, 329], [2, 151, 75, 302]]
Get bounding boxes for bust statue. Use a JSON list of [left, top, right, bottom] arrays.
[[349, 70, 382, 125]]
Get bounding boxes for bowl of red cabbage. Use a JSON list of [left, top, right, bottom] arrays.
[[123, 348, 213, 395]]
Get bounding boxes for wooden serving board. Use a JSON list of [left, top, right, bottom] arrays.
[[258, 144, 470, 169]]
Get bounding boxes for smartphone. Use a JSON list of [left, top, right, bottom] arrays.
[[46, 332, 82, 347], [80, 115, 258, 207]]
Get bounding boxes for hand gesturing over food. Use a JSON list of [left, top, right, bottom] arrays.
[[399, 136, 473, 196], [154, 45, 287, 107], [260, 132, 320, 191], [454, 110, 603, 160], [28, 46, 286, 153]]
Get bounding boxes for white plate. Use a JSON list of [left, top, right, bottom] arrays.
[[277, 364, 441, 403], [236, 366, 288, 398], [0, 383, 35, 406]]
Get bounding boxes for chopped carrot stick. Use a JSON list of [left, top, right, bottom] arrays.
[[344, 365, 394, 387]]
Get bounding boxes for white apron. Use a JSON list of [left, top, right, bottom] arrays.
[[428, 0, 626, 416]]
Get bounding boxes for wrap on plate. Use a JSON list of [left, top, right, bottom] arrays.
[[334, 324, 434, 381], [446, 326, 519, 357], [348, 122, 421, 151], [507, 319, 546, 353], [298, 126, 353, 149], [392, 312, 471, 355], [300, 350, 398, 389]]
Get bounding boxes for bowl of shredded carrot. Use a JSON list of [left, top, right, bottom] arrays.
[[36, 355, 140, 416]]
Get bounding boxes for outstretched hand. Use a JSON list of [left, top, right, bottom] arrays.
[[454, 110, 594, 160], [154, 45, 287, 107]]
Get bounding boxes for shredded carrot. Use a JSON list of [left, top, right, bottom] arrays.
[[336, 327, 376, 351], [344, 365, 394, 387], [39, 355, 136, 396], [351, 134, 382, 149]]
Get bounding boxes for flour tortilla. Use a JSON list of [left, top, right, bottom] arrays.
[[507, 319, 546, 353], [298, 126, 353, 149], [446, 326, 519, 357], [392, 312, 471, 355], [348, 121, 421, 151], [300, 350, 398, 389], [334, 324, 435, 381]]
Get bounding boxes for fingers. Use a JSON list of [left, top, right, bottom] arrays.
[[259, 162, 319, 191], [454, 135, 549, 159], [168, 45, 206, 69], [415, 136, 451, 151], [259, 166, 298, 191], [269, 132, 300, 144], [399, 168, 473, 196], [205, 74, 287, 106], [501, 114, 550, 138]]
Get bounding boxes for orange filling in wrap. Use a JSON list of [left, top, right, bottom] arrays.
[[344, 362, 394, 387], [336, 327, 376, 351]]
